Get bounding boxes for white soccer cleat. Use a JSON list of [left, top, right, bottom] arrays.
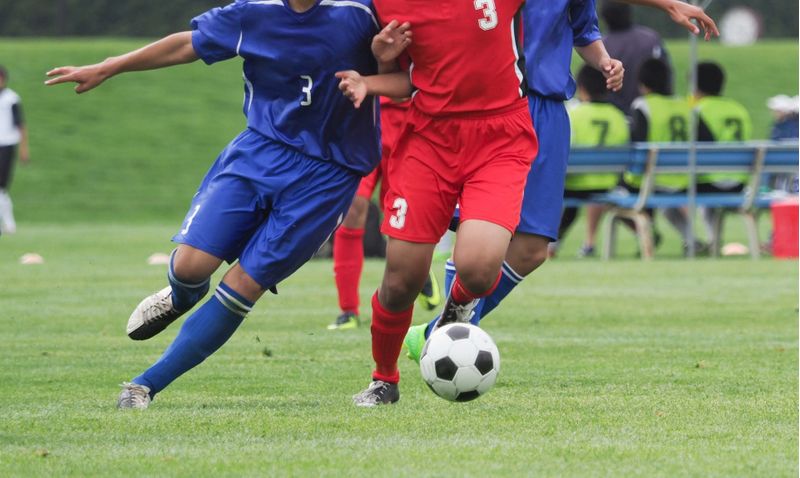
[[126, 287, 185, 340], [117, 382, 151, 409]]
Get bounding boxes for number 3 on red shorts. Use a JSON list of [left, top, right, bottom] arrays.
[[389, 198, 408, 229]]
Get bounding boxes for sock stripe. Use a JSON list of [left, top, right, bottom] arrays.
[[214, 285, 253, 317], [214, 291, 249, 317], [444, 260, 456, 272], [501, 261, 524, 284]]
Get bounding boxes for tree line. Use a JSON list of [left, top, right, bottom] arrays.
[[0, 0, 796, 38]]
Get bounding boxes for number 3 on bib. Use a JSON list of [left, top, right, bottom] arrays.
[[474, 0, 498, 31]]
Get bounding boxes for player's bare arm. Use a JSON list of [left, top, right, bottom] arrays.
[[372, 19, 412, 67], [45, 32, 198, 94], [575, 41, 624, 92], [622, 0, 719, 40], [18, 125, 30, 164], [335, 70, 412, 109]]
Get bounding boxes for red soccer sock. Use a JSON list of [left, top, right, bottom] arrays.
[[333, 226, 365, 315], [450, 272, 502, 305], [370, 292, 414, 383]]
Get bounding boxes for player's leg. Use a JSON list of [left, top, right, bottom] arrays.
[[558, 206, 580, 243], [124, 143, 260, 341], [120, 264, 263, 409], [121, 137, 360, 408], [456, 97, 561, 325], [126, 245, 219, 340], [0, 145, 17, 234], [352, 238, 435, 406], [330, 191, 371, 330], [582, 203, 605, 256], [354, 115, 458, 406], [406, 104, 543, 361], [433, 104, 539, 329]]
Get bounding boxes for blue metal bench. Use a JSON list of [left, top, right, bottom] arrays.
[[581, 142, 799, 259]]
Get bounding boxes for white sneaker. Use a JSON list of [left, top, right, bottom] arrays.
[[127, 287, 184, 340], [117, 382, 151, 409]]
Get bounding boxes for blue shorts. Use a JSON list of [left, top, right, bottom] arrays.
[[516, 95, 570, 241], [173, 129, 359, 289]]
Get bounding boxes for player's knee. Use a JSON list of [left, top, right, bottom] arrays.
[[456, 264, 501, 296], [380, 272, 425, 311], [507, 235, 550, 276], [525, 245, 549, 272], [221, 266, 265, 304]]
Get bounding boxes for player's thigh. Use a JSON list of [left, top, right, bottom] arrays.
[[516, 96, 570, 241], [381, 129, 460, 244], [458, 106, 537, 235], [172, 244, 225, 283], [380, 237, 436, 311], [172, 173, 263, 264], [452, 219, 512, 291], [239, 160, 360, 291], [342, 194, 370, 229]]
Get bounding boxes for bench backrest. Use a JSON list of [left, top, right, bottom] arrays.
[[627, 142, 796, 173], [566, 147, 631, 174]]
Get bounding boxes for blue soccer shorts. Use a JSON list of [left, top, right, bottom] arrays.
[[516, 95, 571, 241], [173, 129, 360, 290]]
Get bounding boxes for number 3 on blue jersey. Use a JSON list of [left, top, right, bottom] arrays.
[[300, 75, 313, 106], [474, 0, 498, 31]]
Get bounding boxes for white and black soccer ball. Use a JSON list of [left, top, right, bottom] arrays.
[[419, 323, 500, 402]]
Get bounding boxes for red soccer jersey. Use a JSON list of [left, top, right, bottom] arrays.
[[374, 0, 527, 116]]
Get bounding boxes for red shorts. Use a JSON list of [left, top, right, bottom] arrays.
[[381, 101, 538, 243], [355, 102, 408, 207]]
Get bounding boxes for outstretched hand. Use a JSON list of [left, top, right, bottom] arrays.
[[45, 63, 111, 94], [666, 1, 719, 40], [600, 58, 624, 92], [372, 20, 412, 64], [335, 70, 368, 109]]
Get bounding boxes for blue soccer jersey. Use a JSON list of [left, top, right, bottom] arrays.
[[191, 0, 381, 175], [523, 0, 601, 100]]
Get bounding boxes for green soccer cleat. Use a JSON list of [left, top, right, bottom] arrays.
[[404, 323, 428, 364], [417, 270, 442, 311], [327, 312, 360, 330]]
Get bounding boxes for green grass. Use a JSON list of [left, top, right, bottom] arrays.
[[0, 38, 796, 223], [0, 224, 797, 477]]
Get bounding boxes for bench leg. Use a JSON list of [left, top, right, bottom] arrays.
[[743, 212, 760, 260], [602, 213, 618, 260], [710, 210, 724, 258], [634, 213, 654, 260]]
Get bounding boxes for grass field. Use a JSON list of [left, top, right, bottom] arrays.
[[0, 224, 797, 477]]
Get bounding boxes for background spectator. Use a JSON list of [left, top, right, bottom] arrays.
[[0, 65, 29, 235], [601, 1, 673, 114]]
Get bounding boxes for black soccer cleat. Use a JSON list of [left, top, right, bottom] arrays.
[[352, 380, 400, 407]]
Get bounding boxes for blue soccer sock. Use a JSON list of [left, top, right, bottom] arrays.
[[424, 260, 457, 339], [133, 283, 253, 397], [168, 249, 211, 312], [443, 260, 456, 296]]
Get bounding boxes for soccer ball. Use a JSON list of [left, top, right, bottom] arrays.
[[419, 323, 500, 402]]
